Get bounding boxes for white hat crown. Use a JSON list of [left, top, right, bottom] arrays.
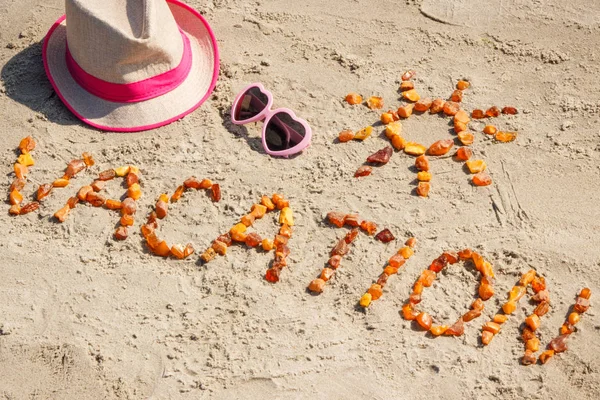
[[65, 0, 184, 84]]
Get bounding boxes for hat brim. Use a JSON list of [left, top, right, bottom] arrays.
[[42, 0, 219, 132]]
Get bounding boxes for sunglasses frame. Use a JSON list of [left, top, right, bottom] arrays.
[[230, 82, 312, 157]]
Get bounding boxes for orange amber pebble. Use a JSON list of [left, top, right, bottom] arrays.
[[430, 98, 445, 114], [458, 248, 473, 260], [457, 131, 474, 146], [401, 70, 416, 81], [427, 139, 454, 156], [548, 335, 569, 353], [36, 183, 53, 201], [479, 282, 494, 300], [415, 155, 429, 172], [454, 120, 467, 133], [444, 319, 465, 336], [170, 244, 186, 259], [493, 314, 508, 324], [153, 241, 171, 257], [531, 276, 546, 293], [183, 176, 202, 189], [481, 330, 494, 345], [525, 314, 541, 331], [19, 202, 39, 214], [359, 293, 372, 307], [67, 196, 79, 209], [402, 89, 420, 102], [502, 106, 518, 115], [320, 268, 335, 282], [404, 142, 426, 156], [430, 325, 449, 336], [397, 104, 414, 118], [308, 278, 326, 293], [383, 266, 398, 276], [128, 183, 142, 200], [455, 146, 472, 161], [416, 312, 433, 330], [120, 214, 134, 226], [265, 267, 281, 283], [155, 200, 168, 219], [114, 226, 128, 240], [258, 196, 274, 212], [354, 166, 372, 177], [121, 198, 136, 215], [53, 205, 70, 222], [456, 80, 470, 90], [534, 301, 550, 317], [454, 109, 470, 124], [485, 106, 500, 117], [261, 239, 274, 251], [250, 204, 268, 219], [171, 185, 185, 202], [521, 350, 537, 366], [327, 211, 346, 227], [211, 183, 221, 202], [443, 101, 460, 116], [414, 98, 432, 112], [17, 153, 34, 167], [418, 270, 436, 287], [443, 251, 458, 264], [86, 192, 106, 207], [416, 182, 430, 197], [90, 180, 105, 192], [272, 194, 288, 209], [471, 298, 484, 312], [502, 301, 517, 315], [241, 214, 255, 227], [483, 322, 501, 334], [245, 232, 262, 247], [367, 96, 384, 110], [200, 247, 217, 262], [495, 131, 517, 143], [519, 269, 537, 286], [483, 125, 497, 135], [388, 254, 406, 269], [472, 172, 492, 187], [345, 92, 363, 105], [9, 190, 23, 205], [338, 129, 354, 142], [466, 160, 486, 173], [380, 113, 394, 125], [402, 303, 419, 320], [539, 350, 555, 364], [405, 237, 417, 248], [52, 178, 70, 188], [14, 163, 28, 179], [462, 310, 482, 322], [568, 312, 580, 325], [471, 109, 485, 119], [399, 246, 414, 259], [509, 285, 527, 302], [399, 81, 414, 91], [580, 287, 591, 300], [183, 244, 195, 258], [82, 152, 94, 166], [412, 282, 423, 295], [450, 90, 463, 103], [526, 337, 541, 352], [360, 220, 378, 235], [209, 240, 226, 255], [18, 136, 36, 154], [367, 284, 383, 300], [98, 169, 116, 181], [105, 199, 122, 210], [65, 159, 86, 178]]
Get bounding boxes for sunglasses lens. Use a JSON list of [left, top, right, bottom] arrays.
[[264, 112, 306, 152], [234, 87, 269, 122]]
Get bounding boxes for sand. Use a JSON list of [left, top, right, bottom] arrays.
[[1, 0, 600, 398]]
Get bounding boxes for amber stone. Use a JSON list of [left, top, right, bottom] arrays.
[[82, 152, 94, 166], [574, 297, 590, 313], [86, 192, 106, 207], [416, 182, 430, 197], [534, 301, 550, 317], [579, 288, 591, 299], [344, 228, 360, 244], [450, 89, 463, 103], [19, 201, 39, 214], [128, 183, 142, 200], [466, 160, 486, 174], [275, 243, 291, 259], [354, 165, 372, 177], [429, 256, 447, 273], [525, 314, 541, 331], [380, 113, 395, 125], [539, 350, 554, 364], [391, 135, 406, 151], [430, 98, 445, 114], [328, 255, 342, 269], [521, 350, 537, 366], [308, 278, 326, 293], [375, 228, 395, 243], [485, 106, 500, 117], [65, 159, 86, 177], [388, 254, 406, 268], [279, 224, 293, 238], [416, 312, 433, 330], [444, 319, 464, 336], [443, 101, 460, 116], [9, 190, 23, 205], [397, 104, 414, 118], [481, 330, 494, 345], [430, 325, 449, 336], [471, 298, 484, 312], [548, 335, 569, 353], [401, 70, 416, 81], [472, 172, 493, 187], [241, 214, 255, 227], [495, 131, 517, 143], [345, 93, 362, 105], [169, 186, 184, 203], [531, 276, 546, 293], [170, 244, 186, 259], [360, 220, 378, 235], [367, 146, 393, 164], [383, 266, 398, 276], [457, 131, 475, 146], [121, 198, 136, 215], [366, 96, 384, 110], [418, 270, 436, 287], [427, 139, 454, 156], [14, 163, 28, 179], [405, 237, 417, 248], [344, 213, 361, 227], [454, 120, 467, 133], [399, 81, 414, 91], [10, 178, 26, 192], [532, 289, 550, 303], [418, 172, 432, 184], [493, 314, 508, 324], [183, 177, 201, 189], [377, 273, 389, 287], [502, 301, 517, 314], [456, 80, 470, 90], [399, 246, 414, 259], [414, 155, 429, 171], [461, 310, 481, 322], [338, 130, 355, 142], [471, 109, 485, 119], [53, 205, 70, 222], [114, 226, 128, 240], [522, 330, 536, 344], [211, 184, 221, 202], [273, 234, 288, 246], [98, 169, 116, 181], [120, 214, 134, 227], [264, 267, 280, 283], [331, 239, 349, 256], [458, 248, 473, 260], [200, 248, 217, 262], [321, 268, 335, 282], [414, 98, 432, 112], [155, 200, 168, 219], [67, 197, 79, 209], [245, 232, 262, 247], [568, 312, 580, 326], [18, 136, 36, 154], [402, 89, 420, 102], [185, 243, 198, 258], [327, 211, 346, 227], [140, 224, 155, 239], [501, 106, 518, 115], [261, 239, 274, 251], [479, 282, 494, 300], [401, 303, 419, 320]]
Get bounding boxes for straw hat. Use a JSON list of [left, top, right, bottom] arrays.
[[43, 0, 219, 132]]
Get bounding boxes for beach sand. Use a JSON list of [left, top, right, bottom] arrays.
[[1, 0, 600, 398]]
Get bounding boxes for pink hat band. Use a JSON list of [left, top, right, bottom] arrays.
[[64, 28, 193, 104]]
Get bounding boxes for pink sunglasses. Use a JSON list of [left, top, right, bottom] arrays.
[[230, 83, 312, 157]]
